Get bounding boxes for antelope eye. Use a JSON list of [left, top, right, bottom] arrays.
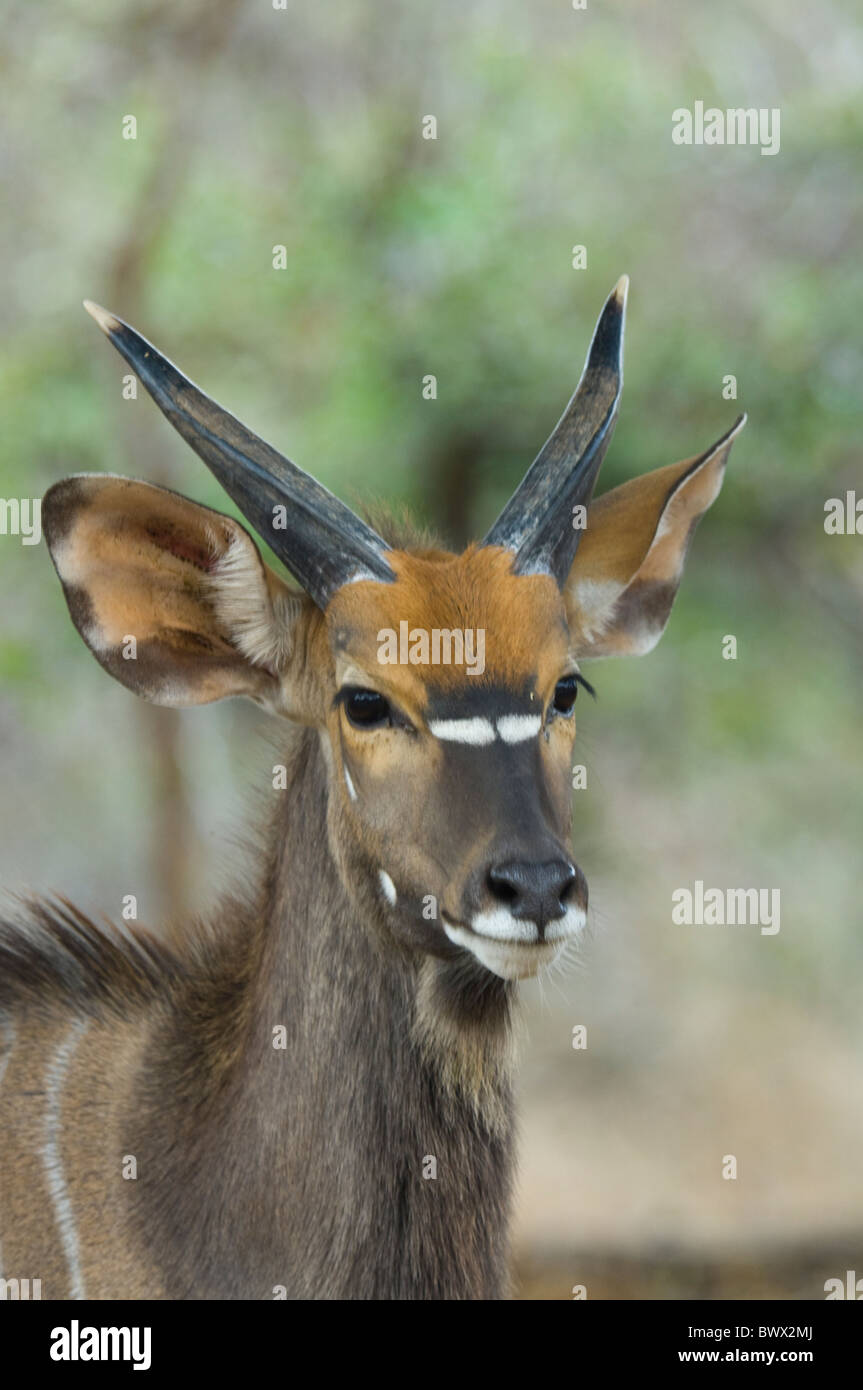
[[552, 675, 578, 716], [344, 688, 391, 729]]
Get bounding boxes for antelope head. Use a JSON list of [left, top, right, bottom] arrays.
[[43, 280, 744, 984]]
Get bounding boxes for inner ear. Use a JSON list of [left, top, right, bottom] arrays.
[[145, 519, 223, 573], [44, 474, 307, 710], [563, 419, 744, 658]]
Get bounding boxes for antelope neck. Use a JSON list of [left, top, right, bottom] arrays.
[[128, 729, 516, 1299]]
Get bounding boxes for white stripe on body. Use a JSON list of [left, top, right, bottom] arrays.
[[0, 1017, 15, 1279], [41, 1018, 89, 1299]]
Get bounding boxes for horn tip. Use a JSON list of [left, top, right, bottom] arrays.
[[83, 300, 120, 335], [611, 274, 630, 307]]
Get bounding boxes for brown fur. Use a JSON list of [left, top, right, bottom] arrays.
[[328, 545, 569, 705], [1, 730, 515, 1299], [1, 412, 742, 1299]]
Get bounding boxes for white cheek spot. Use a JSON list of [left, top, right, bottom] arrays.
[[378, 870, 397, 906], [428, 717, 496, 746], [496, 714, 541, 744], [344, 765, 357, 801]]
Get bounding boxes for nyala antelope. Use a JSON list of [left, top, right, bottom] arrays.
[[0, 278, 744, 1300]]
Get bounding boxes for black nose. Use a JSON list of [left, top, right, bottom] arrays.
[[486, 859, 579, 928]]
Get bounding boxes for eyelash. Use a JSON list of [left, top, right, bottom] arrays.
[[337, 686, 416, 733], [550, 672, 596, 719]]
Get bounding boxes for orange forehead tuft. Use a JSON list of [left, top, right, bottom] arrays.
[[325, 545, 570, 704]]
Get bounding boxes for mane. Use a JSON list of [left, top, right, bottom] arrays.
[[0, 734, 309, 1028], [359, 503, 448, 557], [0, 896, 184, 1022]]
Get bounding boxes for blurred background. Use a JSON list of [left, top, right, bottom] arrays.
[[1, 0, 861, 1298]]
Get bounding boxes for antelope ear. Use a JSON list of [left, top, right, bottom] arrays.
[[564, 416, 745, 658], [43, 474, 312, 710]]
